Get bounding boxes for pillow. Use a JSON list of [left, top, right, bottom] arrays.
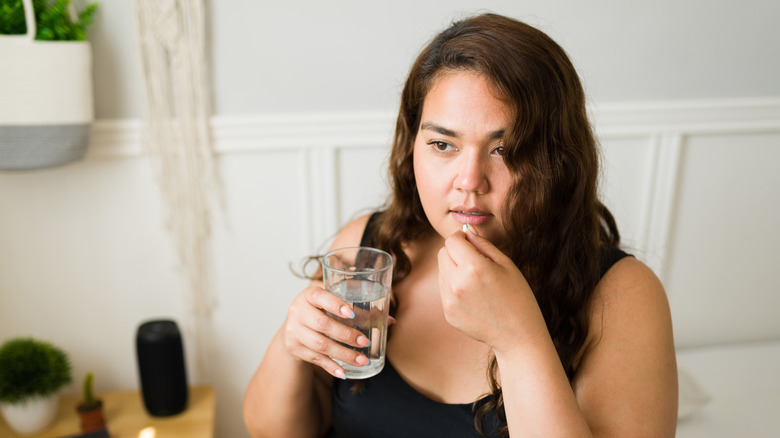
[[678, 366, 711, 420]]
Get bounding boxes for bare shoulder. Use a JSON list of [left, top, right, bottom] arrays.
[[573, 256, 678, 436], [590, 256, 669, 328], [583, 256, 673, 356], [327, 213, 374, 251]]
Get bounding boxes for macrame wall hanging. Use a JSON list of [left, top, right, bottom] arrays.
[[133, 0, 218, 372]]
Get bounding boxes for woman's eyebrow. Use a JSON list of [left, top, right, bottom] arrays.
[[420, 121, 505, 140], [420, 121, 459, 137]]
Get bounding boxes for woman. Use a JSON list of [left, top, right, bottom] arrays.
[[244, 13, 677, 438]]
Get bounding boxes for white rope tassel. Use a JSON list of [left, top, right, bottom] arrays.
[[134, 0, 217, 319]]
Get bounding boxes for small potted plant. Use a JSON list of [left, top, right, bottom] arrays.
[[0, 337, 72, 435], [76, 372, 106, 432]]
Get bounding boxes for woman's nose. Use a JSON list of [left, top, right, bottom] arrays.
[[454, 152, 489, 194]]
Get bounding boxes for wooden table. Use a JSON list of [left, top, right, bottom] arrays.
[[0, 386, 214, 438]]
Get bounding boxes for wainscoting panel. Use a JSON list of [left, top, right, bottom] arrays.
[[598, 135, 658, 266], [336, 146, 392, 232], [663, 131, 780, 347]]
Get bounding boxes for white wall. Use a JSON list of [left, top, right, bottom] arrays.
[[89, 0, 780, 118], [2, 2, 780, 438]]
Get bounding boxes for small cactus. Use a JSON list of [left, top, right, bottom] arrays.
[[77, 371, 105, 432], [81, 372, 99, 410]]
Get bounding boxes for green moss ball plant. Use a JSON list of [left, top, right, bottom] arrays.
[[0, 337, 72, 404]]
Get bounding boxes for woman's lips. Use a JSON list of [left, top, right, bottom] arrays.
[[451, 209, 492, 225]]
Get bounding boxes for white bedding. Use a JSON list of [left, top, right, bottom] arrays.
[[676, 340, 780, 437]]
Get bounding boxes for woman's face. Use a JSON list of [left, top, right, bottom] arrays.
[[413, 71, 512, 247]]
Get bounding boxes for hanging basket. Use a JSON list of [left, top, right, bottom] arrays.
[[0, 0, 93, 171]]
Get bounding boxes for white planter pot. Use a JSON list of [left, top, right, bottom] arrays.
[[0, 0, 93, 171], [0, 395, 59, 435]]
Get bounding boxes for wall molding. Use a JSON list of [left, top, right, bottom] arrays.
[[637, 133, 685, 281], [592, 97, 780, 136], [88, 98, 780, 159], [87, 111, 397, 158]]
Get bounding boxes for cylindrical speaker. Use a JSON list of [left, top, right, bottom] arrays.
[[136, 319, 188, 416]]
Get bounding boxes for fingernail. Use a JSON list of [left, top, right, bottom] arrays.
[[340, 305, 355, 319], [357, 335, 370, 347], [388, 316, 397, 325], [336, 369, 346, 380], [356, 355, 369, 366], [462, 223, 470, 233]]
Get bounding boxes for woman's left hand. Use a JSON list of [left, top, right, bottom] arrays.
[[437, 229, 548, 351]]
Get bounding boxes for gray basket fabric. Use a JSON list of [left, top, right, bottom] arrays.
[[0, 124, 90, 170]]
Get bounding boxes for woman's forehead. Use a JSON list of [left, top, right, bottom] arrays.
[[419, 71, 512, 134]]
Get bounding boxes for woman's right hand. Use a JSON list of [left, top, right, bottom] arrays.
[[282, 284, 371, 379]]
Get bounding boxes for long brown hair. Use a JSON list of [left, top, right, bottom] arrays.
[[371, 13, 620, 435]]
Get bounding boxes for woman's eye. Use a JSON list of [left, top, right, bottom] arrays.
[[492, 145, 506, 156], [430, 141, 454, 152]]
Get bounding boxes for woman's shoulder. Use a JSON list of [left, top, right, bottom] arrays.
[[595, 255, 666, 305], [574, 255, 678, 434], [585, 255, 672, 351]]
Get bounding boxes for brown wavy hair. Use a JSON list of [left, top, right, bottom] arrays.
[[370, 13, 620, 435]]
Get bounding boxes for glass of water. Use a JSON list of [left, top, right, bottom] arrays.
[[321, 246, 394, 379]]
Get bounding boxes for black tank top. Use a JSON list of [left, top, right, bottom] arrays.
[[325, 213, 630, 438]]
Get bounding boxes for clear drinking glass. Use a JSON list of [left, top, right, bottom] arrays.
[[321, 246, 394, 379]]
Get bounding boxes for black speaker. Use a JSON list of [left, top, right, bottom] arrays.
[[135, 319, 188, 416]]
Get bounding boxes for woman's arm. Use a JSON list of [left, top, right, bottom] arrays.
[[243, 215, 373, 438], [438, 231, 677, 437], [492, 258, 677, 437], [569, 257, 678, 436], [244, 326, 334, 438]]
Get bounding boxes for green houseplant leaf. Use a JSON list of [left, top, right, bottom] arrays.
[[0, 0, 98, 41], [0, 338, 72, 404]]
